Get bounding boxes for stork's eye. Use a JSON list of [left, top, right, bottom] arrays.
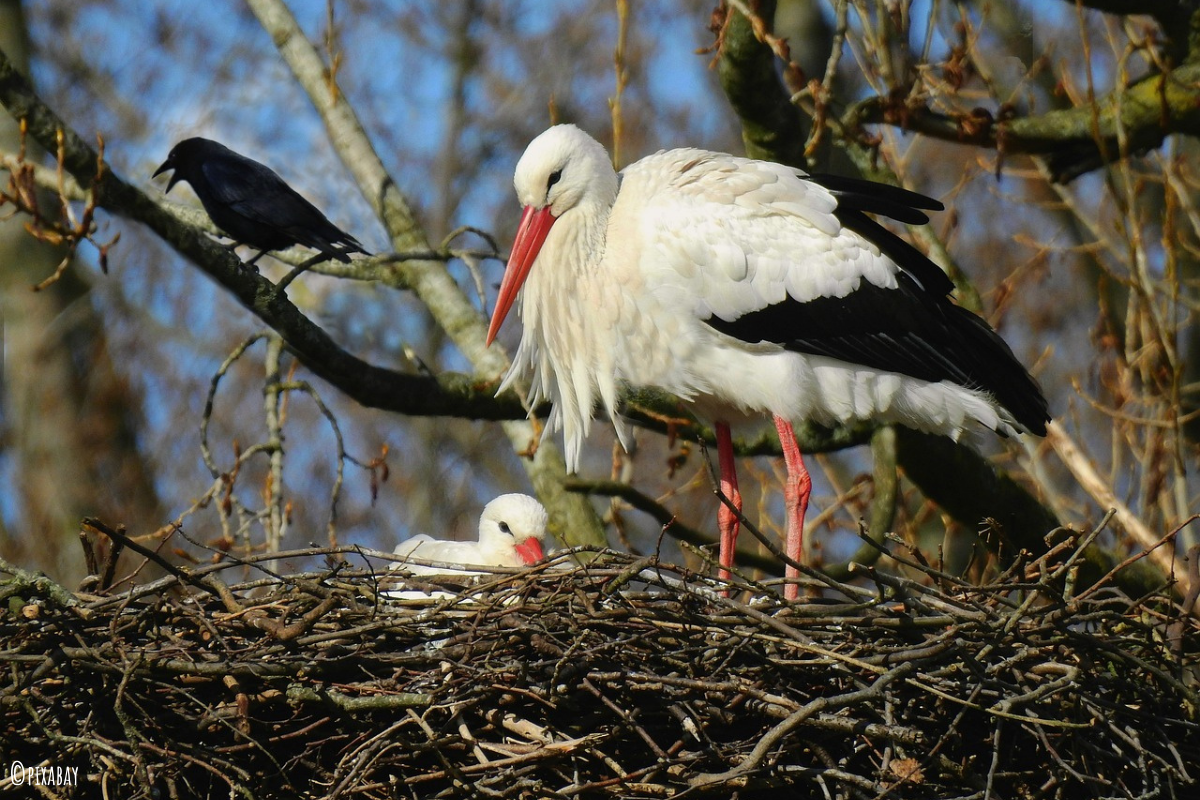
[[547, 169, 562, 191], [499, 521, 512, 535]]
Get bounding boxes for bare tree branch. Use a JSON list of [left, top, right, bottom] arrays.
[[846, 61, 1200, 182]]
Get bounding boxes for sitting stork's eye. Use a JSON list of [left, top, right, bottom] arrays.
[[499, 521, 512, 535], [547, 169, 562, 190]]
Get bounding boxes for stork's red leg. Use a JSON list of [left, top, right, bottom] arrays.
[[715, 421, 741, 587], [773, 416, 811, 600]]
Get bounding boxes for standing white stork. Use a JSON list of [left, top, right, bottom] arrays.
[[486, 125, 1048, 599], [393, 493, 548, 575]]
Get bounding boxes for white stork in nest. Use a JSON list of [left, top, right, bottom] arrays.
[[393, 493, 548, 575]]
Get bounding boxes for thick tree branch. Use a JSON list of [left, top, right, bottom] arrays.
[[1065, 1, 1200, 61], [1072, 0, 1194, 18], [846, 61, 1200, 182], [716, 0, 807, 164], [243, 0, 501, 373]]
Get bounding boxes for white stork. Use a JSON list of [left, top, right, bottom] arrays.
[[486, 124, 1048, 599], [393, 493, 548, 574]]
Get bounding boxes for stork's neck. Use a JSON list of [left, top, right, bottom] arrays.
[[567, 154, 619, 258], [563, 198, 613, 274], [511, 163, 623, 472]]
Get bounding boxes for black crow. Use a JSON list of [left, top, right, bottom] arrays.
[[154, 137, 368, 265]]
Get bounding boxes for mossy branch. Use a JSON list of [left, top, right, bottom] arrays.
[[846, 61, 1200, 182]]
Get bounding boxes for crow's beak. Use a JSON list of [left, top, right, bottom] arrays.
[[152, 157, 179, 192]]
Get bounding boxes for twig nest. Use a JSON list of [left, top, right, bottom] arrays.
[[1, 544, 1195, 798]]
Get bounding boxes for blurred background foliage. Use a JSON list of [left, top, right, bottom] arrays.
[[0, 0, 1195, 592]]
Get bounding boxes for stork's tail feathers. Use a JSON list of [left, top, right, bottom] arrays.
[[948, 306, 1049, 436]]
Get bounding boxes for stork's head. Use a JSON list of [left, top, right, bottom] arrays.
[[477, 493, 548, 566], [514, 124, 615, 215], [487, 125, 618, 345]]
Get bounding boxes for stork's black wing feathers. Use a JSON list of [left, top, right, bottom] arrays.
[[807, 172, 943, 222], [704, 174, 1049, 435], [706, 274, 1048, 435], [833, 209, 955, 296], [808, 173, 954, 296]]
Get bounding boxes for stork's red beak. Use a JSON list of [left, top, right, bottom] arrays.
[[486, 205, 556, 345], [514, 537, 545, 565]]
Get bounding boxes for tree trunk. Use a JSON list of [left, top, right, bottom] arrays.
[[0, 0, 162, 581]]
